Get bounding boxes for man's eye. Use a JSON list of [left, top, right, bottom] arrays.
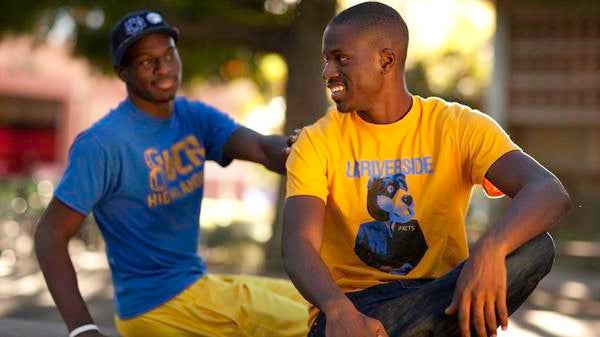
[[139, 59, 153, 67], [338, 56, 349, 63]]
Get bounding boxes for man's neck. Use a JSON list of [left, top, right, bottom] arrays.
[[357, 87, 412, 125], [129, 95, 174, 119]]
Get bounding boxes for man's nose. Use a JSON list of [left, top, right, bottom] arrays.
[[155, 57, 171, 75], [322, 62, 339, 81]]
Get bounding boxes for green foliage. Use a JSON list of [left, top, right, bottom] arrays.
[[0, 0, 298, 80], [1, 0, 488, 107]]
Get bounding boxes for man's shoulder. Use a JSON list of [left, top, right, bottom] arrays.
[[74, 101, 129, 147], [174, 96, 197, 113], [303, 108, 345, 136], [174, 96, 222, 118], [418, 95, 480, 126], [290, 110, 342, 160], [419, 96, 473, 114], [418, 96, 506, 141]]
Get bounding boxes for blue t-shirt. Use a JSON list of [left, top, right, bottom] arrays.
[[54, 97, 240, 318]]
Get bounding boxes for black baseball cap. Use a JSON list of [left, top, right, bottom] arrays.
[[110, 10, 179, 66]]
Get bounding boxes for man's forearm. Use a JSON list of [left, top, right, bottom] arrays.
[[283, 240, 354, 313], [35, 233, 95, 331], [476, 176, 571, 256], [259, 135, 288, 174]]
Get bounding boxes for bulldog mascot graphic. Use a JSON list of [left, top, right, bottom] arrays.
[[354, 173, 428, 275]]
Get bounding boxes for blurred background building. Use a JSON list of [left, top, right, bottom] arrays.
[[492, 0, 600, 250], [0, 0, 598, 336]]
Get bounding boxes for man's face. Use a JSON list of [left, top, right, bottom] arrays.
[[322, 24, 383, 112], [119, 33, 182, 103]]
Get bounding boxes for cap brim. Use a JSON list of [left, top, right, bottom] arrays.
[[113, 26, 179, 66]]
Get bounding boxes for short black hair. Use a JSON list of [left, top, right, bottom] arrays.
[[330, 2, 409, 60]]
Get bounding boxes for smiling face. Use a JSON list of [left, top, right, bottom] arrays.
[[118, 33, 182, 104], [322, 23, 385, 113]]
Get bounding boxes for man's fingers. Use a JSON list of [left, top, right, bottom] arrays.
[[375, 324, 390, 337], [286, 128, 302, 146], [484, 296, 498, 337], [496, 288, 509, 330], [458, 295, 471, 337], [378, 328, 390, 337], [472, 295, 487, 337], [445, 291, 459, 315], [367, 319, 389, 337]]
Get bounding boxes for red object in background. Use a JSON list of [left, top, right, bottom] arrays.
[[0, 128, 55, 176]]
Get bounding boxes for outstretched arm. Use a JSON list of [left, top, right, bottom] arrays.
[[35, 198, 109, 337], [223, 127, 298, 174], [446, 150, 571, 337], [283, 195, 389, 337]]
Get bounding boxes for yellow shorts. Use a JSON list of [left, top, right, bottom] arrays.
[[115, 274, 309, 337]]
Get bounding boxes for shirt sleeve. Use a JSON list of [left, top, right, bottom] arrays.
[[192, 101, 240, 167], [458, 109, 521, 186], [285, 128, 329, 202], [53, 132, 112, 215]]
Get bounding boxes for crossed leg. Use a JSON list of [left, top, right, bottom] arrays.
[[309, 233, 555, 337]]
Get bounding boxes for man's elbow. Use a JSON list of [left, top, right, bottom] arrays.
[[281, 249, 295, 278], [281, 236, 294, 268], [268, 161, 287, 175], [281, 234, 305, 274], [34, 220, 65, 257], [556, 184, 572, 214], [546, 176, 572, 215], [34, 221, 51, 256], [261, 135, 287, 175]]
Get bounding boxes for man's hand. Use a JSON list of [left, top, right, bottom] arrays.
[[445, 240, 509, 337], [442, 145, 570, 337], [285, 128, 302, 154], [324, 300, 389, 337], [223, 127, 303, 174]]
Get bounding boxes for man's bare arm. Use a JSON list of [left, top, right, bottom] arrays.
[[446, 150, 571, 337], [282, 195, 388, 337], [223, 127, 290, 174], [35, 198, 108, 337], [480, 151, 571, 253]]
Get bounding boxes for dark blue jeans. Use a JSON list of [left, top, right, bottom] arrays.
[[309, 233, 555, 337]]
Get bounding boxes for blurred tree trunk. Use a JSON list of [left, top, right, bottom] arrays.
[[264, 0, 336, 273]]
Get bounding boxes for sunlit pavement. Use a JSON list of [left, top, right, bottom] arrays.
[[497, 306, 600, 337], [1, 251, 599, 337]]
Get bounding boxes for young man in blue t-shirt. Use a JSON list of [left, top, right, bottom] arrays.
[[35, 10, 307, 337]]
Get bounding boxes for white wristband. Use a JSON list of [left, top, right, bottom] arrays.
[[69, 324, 99, 337]]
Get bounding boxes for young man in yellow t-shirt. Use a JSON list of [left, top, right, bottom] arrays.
[[282, 2, 571, 337]]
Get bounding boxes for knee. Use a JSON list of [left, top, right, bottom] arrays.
[[507, 232, 556, 278], [530, 232, 556, 273]]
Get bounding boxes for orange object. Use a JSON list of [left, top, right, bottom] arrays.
[[482, 178, 504, 198]]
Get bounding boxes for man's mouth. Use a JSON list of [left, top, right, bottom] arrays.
[[154, 77, 177, 91], [328, 83, 346, 100]]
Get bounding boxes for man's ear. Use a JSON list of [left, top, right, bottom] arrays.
[[115, 66, 128, 83], [380, 48, 396, 74]]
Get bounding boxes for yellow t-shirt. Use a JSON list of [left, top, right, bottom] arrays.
[[286, 95, 519, 295]]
